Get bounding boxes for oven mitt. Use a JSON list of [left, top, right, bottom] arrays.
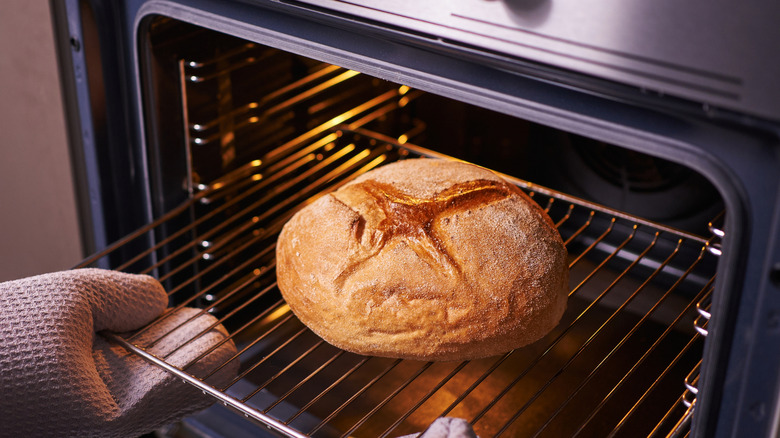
[[0, 268, 239, 438], [399, 417, 479, 438]]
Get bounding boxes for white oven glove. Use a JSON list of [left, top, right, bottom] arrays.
[[0, 268, 239, 438], [400, 417, 479, 438]]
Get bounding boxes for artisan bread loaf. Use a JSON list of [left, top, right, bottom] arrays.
[[276, 158, 568, 361]]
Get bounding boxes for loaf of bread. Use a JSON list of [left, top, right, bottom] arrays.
[[276, 158, 568, 361]]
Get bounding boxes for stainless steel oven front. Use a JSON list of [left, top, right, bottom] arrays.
[[51, 1, 780, 437]]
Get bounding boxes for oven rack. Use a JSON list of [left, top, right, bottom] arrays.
[[82, 130, 718, 437], [648, 287, 711, 438], [653, 213, 722, 437], [178, 44, 417, 188]]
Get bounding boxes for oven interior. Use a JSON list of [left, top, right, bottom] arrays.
[[82, 16, 725, 437]]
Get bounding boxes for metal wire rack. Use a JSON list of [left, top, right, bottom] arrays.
[[74, 35, 725, 436], [649, 214, 721, 438], [81, 123, 719, 436]]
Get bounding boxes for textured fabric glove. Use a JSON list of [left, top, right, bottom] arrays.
[[400, 417, 479, 438], [0, 268, 239, 437]]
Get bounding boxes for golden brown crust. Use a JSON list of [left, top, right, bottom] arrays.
[[276, 158, 568, 361]]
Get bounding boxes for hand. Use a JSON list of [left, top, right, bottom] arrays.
[[0, 268, 238, 437]]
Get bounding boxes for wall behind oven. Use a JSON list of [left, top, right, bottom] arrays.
[[0, 0, 81, 282]]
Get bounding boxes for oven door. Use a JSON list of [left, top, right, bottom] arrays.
[[52, 1, 780, 437]]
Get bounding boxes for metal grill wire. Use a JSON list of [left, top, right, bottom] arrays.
[[83, 127, 717, 437], [78, 40, 719, 438]]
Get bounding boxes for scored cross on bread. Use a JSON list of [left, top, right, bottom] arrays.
[[334, 178, 525, 278]]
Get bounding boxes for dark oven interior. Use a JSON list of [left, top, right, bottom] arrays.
[[69, 14, 733, 437]]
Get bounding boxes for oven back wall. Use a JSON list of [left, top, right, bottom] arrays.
[[0, 1, 82, 282]]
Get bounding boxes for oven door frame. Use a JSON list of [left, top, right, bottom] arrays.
[[51, 1, 780, 436]]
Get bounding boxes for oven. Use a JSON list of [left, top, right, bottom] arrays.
[[49, 1, 780, 437]]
